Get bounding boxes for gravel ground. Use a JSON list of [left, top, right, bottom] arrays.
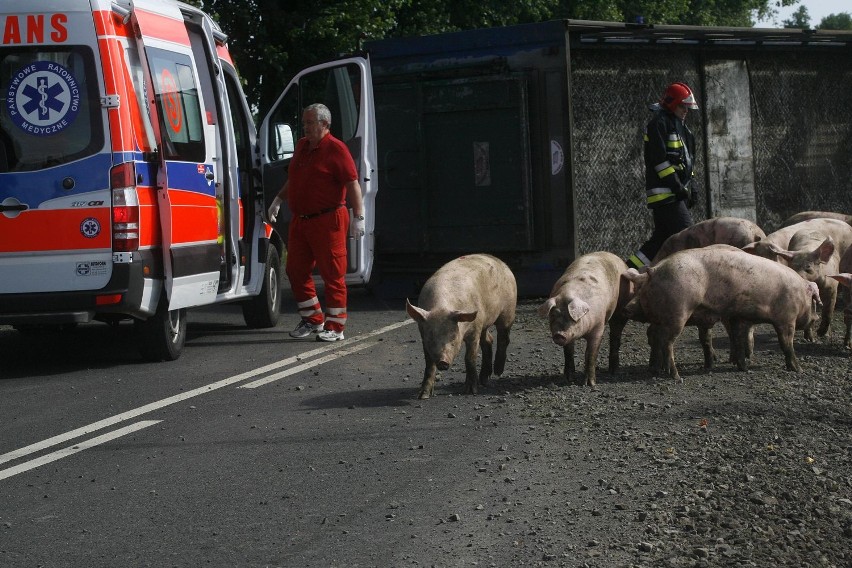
[[418, 298, 851, 568]]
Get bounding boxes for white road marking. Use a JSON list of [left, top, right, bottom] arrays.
[[0, 421, 161, 481], [240, 340, 375, 388], [0, 319, 414, 468]]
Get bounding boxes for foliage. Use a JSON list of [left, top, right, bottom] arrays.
[[817, 12, 852, 30], [183, 0, 798, 113], [783, 5, 810, 28]]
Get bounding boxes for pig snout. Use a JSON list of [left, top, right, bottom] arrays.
[[551, 332, 570, 346]]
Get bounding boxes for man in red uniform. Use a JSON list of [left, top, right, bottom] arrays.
[[267, 103, 365, 342]]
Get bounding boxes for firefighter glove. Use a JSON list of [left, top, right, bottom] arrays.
[[268, 196, 283, 223], [687, 188, 697, 209], [350, 214, 366, 238]]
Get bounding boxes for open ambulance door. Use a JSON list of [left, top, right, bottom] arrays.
[[259, 57, 377, 286], [129, 1, 222, 312]]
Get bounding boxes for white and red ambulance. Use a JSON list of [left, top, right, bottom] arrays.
[[0, 0, 377, 360]]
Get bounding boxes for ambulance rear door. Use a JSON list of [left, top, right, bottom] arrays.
[[128, 0, 222, 310], [259, 57, 377, 285]]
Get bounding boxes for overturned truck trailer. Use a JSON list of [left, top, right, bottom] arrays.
[[271, 20, 852, 297]]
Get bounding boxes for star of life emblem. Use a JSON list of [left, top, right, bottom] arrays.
[[6, 61, 81, 136]]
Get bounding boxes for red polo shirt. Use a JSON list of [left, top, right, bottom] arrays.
[[287, 133, 358, 216]]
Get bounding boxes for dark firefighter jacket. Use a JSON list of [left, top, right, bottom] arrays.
[[643, 105, 696, 209]]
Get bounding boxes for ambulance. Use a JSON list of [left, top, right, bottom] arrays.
[[0, 0, 377, 360]]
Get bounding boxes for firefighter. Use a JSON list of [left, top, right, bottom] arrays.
[[627, 82, 699, 270], [268, 103, 365, 342]]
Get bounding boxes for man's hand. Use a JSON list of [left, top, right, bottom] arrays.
[[350, 214, 365, 238], [268, 196, 283, 223]]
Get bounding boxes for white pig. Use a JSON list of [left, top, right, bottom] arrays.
[[780, 211, 852, 229], [652, 217, 766, 264], [623, 247, 821, 382], [828, 245, 852, 349], [742, 218, 851, 262], [772, 222, 852, 339], [406, 254, 517, 399], [537, 251, 628, 387]]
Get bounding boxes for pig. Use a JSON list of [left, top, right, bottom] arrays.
[[626, 245, 751, 373], [780, 210, 852, 229], [743, 218, 852, 262], [828, 245, 852, 349], [623, 247, 822, 382], [537, 251, 628, 387], [652, 217, 766, 264], [771, 222, 852, 339], [406, 254, 516, 399]]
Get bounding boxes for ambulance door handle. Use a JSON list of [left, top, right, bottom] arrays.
[[205, 171, 215, 181]]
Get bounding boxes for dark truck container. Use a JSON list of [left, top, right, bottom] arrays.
[[263, 20, 852, 297]]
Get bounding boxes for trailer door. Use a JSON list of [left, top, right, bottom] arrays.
[[259, 57, 376, 285]]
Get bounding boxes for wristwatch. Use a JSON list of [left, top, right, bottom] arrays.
[[355, 214, 365, 220]]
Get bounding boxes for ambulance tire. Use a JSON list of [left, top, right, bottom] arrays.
[[136, 300, 187, 362], [241, 244, 282, 328]]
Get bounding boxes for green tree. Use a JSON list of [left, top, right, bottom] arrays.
[[817, 12, 852, 30], [188, 0, 801, 113], [783, 5, 810, 28]]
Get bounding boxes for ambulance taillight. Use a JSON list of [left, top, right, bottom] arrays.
[[110, 162, 140, 252]]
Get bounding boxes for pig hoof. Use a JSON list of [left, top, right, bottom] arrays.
[[418, 390, 431, 400]]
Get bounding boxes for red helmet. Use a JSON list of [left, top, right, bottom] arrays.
[[661, 82, 699, 111]]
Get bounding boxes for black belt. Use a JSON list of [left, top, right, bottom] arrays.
[[298, 204, 343, 220]]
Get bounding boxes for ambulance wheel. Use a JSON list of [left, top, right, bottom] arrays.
[[136, 301, 187, 361], [241, 244, 282, 328]]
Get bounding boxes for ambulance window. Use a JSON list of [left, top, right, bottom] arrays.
[[0, 47, 104, 172], [147, 49, 205, 162]]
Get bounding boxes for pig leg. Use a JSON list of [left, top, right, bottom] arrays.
[[418, 350, 438, 400], [647, 324, 664, 375], [583, 326, 605, 387], [728, 319, 749, 371], [493, 317, 512, 377], [478, 329, 494, 387], [656, 324, 683, 383], [844, 307, 851, 349], [463, 336, 481, 394], [563, 342, 575, 383], [816, 283, 837, 337], [608, 315, 627, 373], [774, 322, 801, 372], [698, 325, 715, 370]]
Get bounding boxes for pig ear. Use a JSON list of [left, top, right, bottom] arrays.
[[405, 298, 429, 322], [815, 238, 835, 263], [769, 246, 795, 262], [741, 242, 757, 253], [828, 273, 852, 288], [567, 298, 590, 322], [452, 311, 477, 323], [537, 297, 557, 318]]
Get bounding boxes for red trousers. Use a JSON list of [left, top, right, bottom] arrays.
[[286, 207, 349, 332]]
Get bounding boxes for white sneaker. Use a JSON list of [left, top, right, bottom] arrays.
[[316, 329, 344, 342], [290, 319, 324, 338]]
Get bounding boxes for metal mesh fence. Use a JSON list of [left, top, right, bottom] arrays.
[[568, 47, 852, 256]]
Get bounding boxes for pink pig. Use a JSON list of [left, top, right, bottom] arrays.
[[828, 245, 852, 349], [780, 210, 852, 229], [623, 247, 821, 382], [406, 254, 517, 399], [537, 252, 629, 387], [771, 222, 852, 339], [652, 216, 766, 264]]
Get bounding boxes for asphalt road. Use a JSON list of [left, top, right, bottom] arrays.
[[0, 289, 552, 567]]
